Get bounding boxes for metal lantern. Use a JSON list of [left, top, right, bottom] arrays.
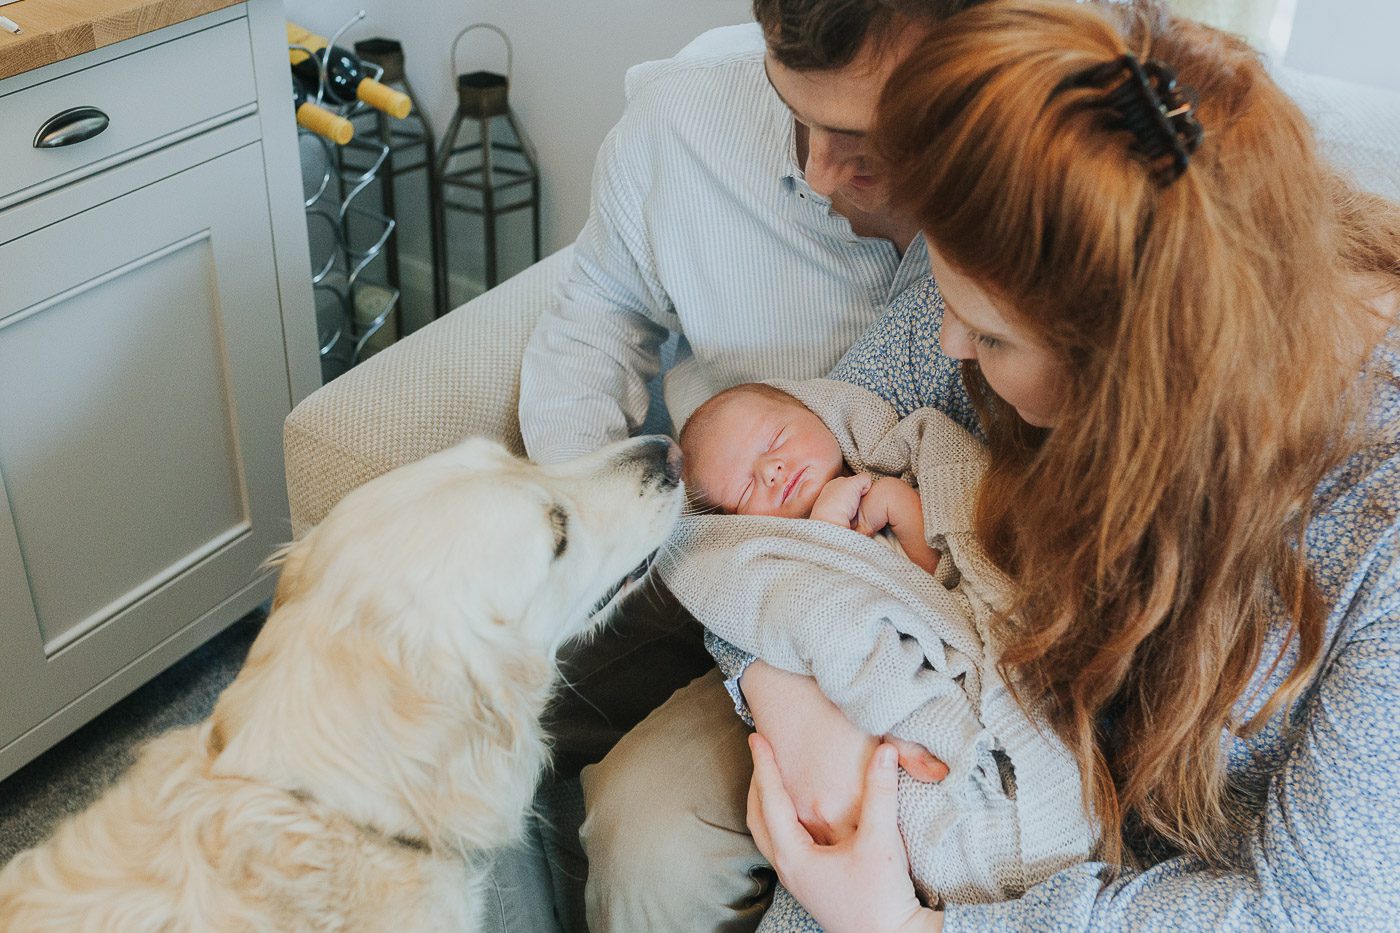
[[436, 24, 541, 294]]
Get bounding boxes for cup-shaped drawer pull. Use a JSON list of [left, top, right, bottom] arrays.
[[33, 107, 111, 149]]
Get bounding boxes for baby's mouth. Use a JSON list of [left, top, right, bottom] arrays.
[[782, 467, 806, 504]]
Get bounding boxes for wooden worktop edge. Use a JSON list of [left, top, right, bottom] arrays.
[[0, 0, 245, 82]]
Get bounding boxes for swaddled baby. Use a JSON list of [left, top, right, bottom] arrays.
[[670, 378, 1097, 930], [680, 381, 942, 576]]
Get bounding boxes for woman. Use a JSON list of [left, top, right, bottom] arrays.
[[748, 0, 1400, 929]]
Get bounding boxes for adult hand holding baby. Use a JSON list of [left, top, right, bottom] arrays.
[[744, 664, 948, 846], [747, 735, 943, 933]]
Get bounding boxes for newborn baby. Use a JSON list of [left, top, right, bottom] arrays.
[[680, 382, 941, 575]]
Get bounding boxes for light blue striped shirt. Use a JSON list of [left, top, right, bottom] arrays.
[[518, 24, 930, 465]]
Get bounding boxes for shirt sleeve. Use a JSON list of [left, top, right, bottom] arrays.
[[943, 569, 1400, 933], [518, 123, 677, 465]]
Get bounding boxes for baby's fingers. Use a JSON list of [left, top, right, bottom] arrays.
[[882, 735, 948, 783]]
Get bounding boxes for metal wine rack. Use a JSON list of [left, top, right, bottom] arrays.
[[292, 11, 400, 382]]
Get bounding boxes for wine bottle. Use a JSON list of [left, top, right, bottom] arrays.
[[292, 72, 354, 144], [286, 22, 413, 120]]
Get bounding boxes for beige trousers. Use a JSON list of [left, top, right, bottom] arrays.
[[580, 668, 774, 933]]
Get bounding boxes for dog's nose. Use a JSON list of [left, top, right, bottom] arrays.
[[664, 438, 683, 487], [627, 435, 681, 490]]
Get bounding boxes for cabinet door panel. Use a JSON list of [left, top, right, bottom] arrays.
[[0, 143, 291, 747], [0, 483, 45, 698], [0, 232, 249, 652]]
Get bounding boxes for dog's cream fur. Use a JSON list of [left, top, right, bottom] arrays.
[[0, 435, 683, 931]]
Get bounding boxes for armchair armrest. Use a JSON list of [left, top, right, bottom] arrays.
[[283, 247, 574, 538]]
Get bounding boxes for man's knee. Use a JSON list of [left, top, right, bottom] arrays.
[[580, 670, 772, 932]]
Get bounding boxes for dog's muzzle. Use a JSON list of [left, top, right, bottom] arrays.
[[588, 550, 660, 620], [619, 436, 682, 491]]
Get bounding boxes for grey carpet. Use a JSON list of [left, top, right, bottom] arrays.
[[0, 608, 266, 867]]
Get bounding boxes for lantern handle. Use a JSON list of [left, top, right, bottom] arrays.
[[451, 23, 512, 80]]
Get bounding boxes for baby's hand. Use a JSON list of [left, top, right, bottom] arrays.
[[810, 473, 875, 533], [864, 477, 941, 576]]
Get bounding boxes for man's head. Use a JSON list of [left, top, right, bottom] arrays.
[[754, 0, 982, 213], [680, 383, 847, 519]]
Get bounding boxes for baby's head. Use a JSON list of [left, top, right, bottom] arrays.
[[680, 383, 846, 518]]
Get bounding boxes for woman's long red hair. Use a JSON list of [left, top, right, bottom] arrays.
[[875, 0, 1400, 866]]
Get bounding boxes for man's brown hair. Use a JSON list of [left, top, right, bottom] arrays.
[[753, 0, 981, 71]]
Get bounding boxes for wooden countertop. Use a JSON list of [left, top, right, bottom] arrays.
[[0, 0, 244, 81]]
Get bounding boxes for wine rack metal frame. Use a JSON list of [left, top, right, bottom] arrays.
[[292, 10, 400, 376]]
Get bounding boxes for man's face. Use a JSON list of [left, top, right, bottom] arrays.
[[764, 24, 930, 215]]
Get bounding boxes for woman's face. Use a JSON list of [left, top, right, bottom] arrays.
[[929, 243, 1068, 428]]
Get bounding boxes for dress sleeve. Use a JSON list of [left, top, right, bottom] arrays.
[[704, 628, 758, 726], [943, 567, 1400, 932], [518, 123, 675, 465], [828, 275, 978, 435]]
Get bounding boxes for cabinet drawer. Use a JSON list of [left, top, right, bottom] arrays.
[[0, 17, 256, 207]]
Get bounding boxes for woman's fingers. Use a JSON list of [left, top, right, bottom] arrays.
[[883, 735, 949, 783], [748, 738, 924, 933], [855, 744, 907, 860], [746, 759, 773, 860], [748, 733, 816, 864]]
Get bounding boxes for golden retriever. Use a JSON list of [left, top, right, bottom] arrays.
[[0, 434, 684, 931]]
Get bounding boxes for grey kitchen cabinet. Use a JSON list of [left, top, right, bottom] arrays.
[[0, 0, 319, 780]]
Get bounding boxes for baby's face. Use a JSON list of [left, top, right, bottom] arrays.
[[687, 393, 845, 518]]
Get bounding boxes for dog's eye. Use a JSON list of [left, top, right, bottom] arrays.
[[548, 504, 569, 559]]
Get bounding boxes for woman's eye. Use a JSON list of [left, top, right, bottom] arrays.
[[974, 333, 1002, 349]]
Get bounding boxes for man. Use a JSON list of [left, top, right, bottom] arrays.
[[513, 2, 978, 930]]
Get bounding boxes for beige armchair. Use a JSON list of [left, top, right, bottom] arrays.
[[284, 247, 574, 537]]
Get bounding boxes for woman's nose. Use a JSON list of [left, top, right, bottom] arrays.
[[940, 316, 975, 361]]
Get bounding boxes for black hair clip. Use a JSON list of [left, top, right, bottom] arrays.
[[1063, 53, 1205, 186]]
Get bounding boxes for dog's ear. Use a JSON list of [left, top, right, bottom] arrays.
[[265, 540, 309, 613]]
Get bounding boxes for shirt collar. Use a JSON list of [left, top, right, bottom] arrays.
[[759, 74, 805, 188]]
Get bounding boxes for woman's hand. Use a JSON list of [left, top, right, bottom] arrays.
[[741, 664, 948, 845], [881, 734, 949, 783], [747, 734, 944, 933], [742, 662, 877, 844]]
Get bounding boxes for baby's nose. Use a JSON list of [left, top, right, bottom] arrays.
[[760, 456, 784, 484]]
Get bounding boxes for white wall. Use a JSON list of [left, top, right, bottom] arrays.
[[1284, 0, 1400, 92], [285, 0, 751, 326]]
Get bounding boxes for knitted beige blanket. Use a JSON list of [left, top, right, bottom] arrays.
[[657, 378, 1097, 906]]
